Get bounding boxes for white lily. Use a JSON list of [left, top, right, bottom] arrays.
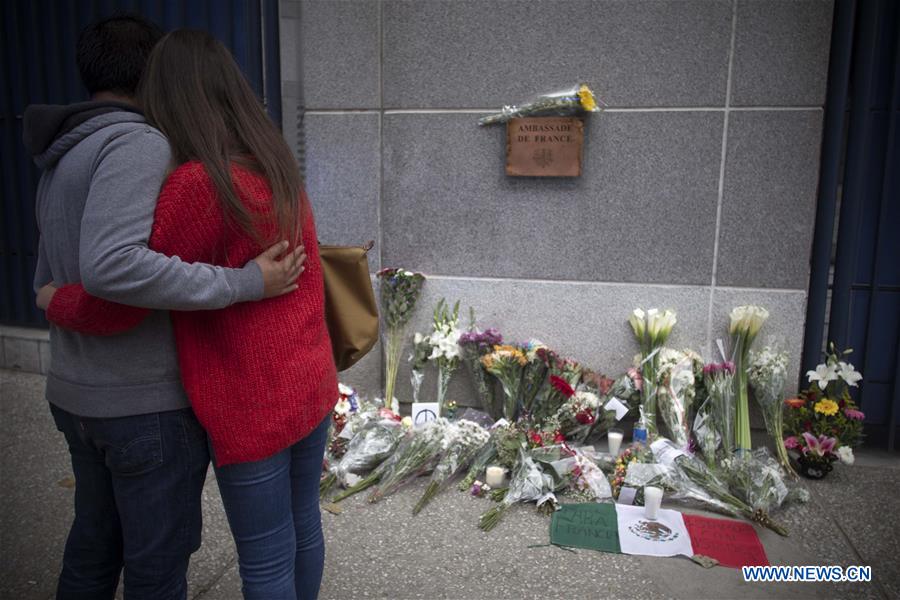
[[628, 308, 646, 340], [837, 361, 862, 387], [806, 363, 837, 390]]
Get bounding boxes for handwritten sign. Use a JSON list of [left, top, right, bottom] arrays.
[[506, 117, 583, 177], [550, 503, 621, 553], [682, 513, 769, 568], [410, 402, 439, 427]]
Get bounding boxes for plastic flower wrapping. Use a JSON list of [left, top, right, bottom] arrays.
[[413, 420, 489, 514], [478, 82, 600, 126], [377, 268, 426, 410], [629, 308, 677, 438], [459, 324, 503, 419], [656, 348, 697, 450], [748, 344, 795, 475], [479, 446, 560, 531]]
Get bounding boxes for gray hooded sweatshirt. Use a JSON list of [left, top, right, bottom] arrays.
[[25, 102, 264, 417]]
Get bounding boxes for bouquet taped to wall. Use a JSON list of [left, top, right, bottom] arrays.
[[478, 82, 601, 126]]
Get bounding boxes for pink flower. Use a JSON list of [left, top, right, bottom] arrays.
[[801, 432, 837, 457], [783, 436, 800, 450], [844, 408, 865, 421], [627, 367, 643, 392]]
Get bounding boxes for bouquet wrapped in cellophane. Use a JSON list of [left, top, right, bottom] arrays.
[[413, 420, 490, 514], [368, 418, 455, 503], [378, 268, 426, 411], [458, 321, 503, 419], [628, 308, 678, 438], [748, 344, 796, 476], [482, 344, 528, 421], [703, 360, 736, 460], [478, 83, 600, 126], [649, 438, 788, 536], [722, 448, 790, 513], [320, 408, 405, 498], [656, 348, 699, 450], [479, 446, 559, 531]]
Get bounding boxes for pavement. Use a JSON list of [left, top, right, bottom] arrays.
[[1, 368, 898, 600]]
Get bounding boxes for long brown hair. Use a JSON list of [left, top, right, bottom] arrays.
[[137, 29, 302, 245]]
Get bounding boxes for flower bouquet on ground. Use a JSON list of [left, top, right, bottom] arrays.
[[729, 305, 769, 455], [533, 353, 583, 423], [367, 418, 453, 503], [748, 344, 796, 476], [377, 268, 426, 411], [458, 318, 503, 419], [553, 388, 613, 444], [703, 360, 736, 460], [519, 340, 551, 416], [478, 82, 600, 126], [482, 344, 528, 421], [458, 433, 500, 492], [656, 348, 697, 450], [413, 420, 490, 514], [320, 408, 404, 498], [628, 308, 678, 439], [650, 438, 788, 536], [722, 448, 790, 513], [784, 344, 864, 479], [428, 299, 462, 416], [479, 446, 559, 531]]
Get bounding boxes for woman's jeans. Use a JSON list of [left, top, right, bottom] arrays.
[[213, 417, 329, 600], [50, 403, 209, 600]]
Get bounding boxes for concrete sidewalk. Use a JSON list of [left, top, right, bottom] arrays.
[[1, 368, 897, 600]]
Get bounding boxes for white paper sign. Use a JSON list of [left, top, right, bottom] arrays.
[[615, 504, 694, 558], [604, 397, 629, 421], [411, 403, 439, 427], [616, 486, 637, 505], [650, 439, 687, 467]]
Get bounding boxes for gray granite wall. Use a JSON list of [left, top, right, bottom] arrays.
[[279, 0, 833, 404]]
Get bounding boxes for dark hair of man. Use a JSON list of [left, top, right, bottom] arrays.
[[76, 14, 163, 96]]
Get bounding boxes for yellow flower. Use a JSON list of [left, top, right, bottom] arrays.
[[814, 399, 839, 416], [578, 84, 598, 112]]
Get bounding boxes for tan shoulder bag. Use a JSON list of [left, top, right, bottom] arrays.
[[319, 241, 379, 371]]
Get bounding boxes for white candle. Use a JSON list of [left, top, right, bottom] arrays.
[[644, 486, 663, 520], [485, 466, 505, 488], [607, 430, 624, 457]]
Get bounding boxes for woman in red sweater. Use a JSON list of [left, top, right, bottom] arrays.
[[39, 30, 337, 600]]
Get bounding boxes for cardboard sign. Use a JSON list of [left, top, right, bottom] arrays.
[[410, 402, 439, 427], [550, 503, 621, 553], [506, 117, 583, 177]]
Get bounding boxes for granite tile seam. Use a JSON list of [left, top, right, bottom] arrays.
[[303, 106, 824, 115], [418, 273, 807, 295], [706, 0, 740, 353]]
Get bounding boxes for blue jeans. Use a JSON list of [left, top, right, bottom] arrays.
[[50, 403, 210, 600], [213, 417, 330, 600]]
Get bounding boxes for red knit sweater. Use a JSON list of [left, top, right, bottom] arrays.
[[47, 162, 338, 466]]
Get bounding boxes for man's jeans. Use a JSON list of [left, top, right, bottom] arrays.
[[213, 417, 330, 600], [50, 403, 210, 600]]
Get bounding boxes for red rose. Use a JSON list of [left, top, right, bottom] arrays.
[[529, 431, 543, 446], [553, 431, 565, 444], [576, 409, 595, 425], [550, 375, 576, 398]]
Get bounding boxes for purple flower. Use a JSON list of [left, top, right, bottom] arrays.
[[783, 435, 800, 450], [843, 408, 865, 421]]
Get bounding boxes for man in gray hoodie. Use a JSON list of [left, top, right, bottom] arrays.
[[24, 15, 303, 600]]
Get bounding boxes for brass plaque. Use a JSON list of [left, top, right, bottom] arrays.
[[506, 117, 583, 177]]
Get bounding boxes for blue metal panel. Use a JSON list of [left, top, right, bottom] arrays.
[[807, 0, 900, 450], [1, 0, 282, 328]]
